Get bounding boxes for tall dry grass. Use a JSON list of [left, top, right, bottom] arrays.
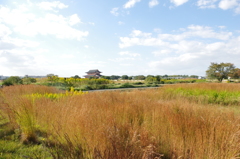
[[1, 84, 240, 158]]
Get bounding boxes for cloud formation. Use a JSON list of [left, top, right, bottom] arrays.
[[149, 0, 159, 8], [0, 1, 89, 76], [170, 0, 189, 6], [37, 1, 68, 11], [197, 0, 240, 13], [110, 7, 119, 16], [0, 4, 88, 40], [124, 0, 141, 9], [119, 26, 240, 75]]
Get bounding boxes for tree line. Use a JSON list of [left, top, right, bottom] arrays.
[[1, 62, 239, 86]]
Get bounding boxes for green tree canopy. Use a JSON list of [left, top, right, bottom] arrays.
[[206, 62, 236, 82], [229, 68, 240, 79], [134, 75, 145, 80], [22, 77, 37, 84], [2, 76, 23, 86], [121, 75, 129, 80]]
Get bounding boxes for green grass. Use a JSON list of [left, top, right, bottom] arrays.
[[165, 84, 240, 105], [0, 112, 52, 158], [0, 140, 52, 159]]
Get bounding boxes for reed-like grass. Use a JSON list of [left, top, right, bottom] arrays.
[[1, 84, 240, 158]]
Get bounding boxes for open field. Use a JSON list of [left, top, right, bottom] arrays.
[[1, 83, 240, 158]]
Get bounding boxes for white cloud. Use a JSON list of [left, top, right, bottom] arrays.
[[170, 0, 189, 6], [119, 25, 232, 48], [38, 1, 68, 11], [119, 51, 141, 57], [218, 25, 226, 29], [124, 0, 141, 8], [60, 54, 75, 59], [219, 0, 238, 10], [130, 30, 152, 37], [118, 21, 125, 25], [0, 24, 12, 37], [88, 22, 95, 25], [109, 57, 135, 62], [149, 0, 159, 7], [197, 0, 240, 13], [119, 26, 240, 75], [110, 7, 119, 16], [235, 4, 240, 13], [0, 5, 88, 41], [152, 49, 171, 56], [69, 14, 81, 26], [197, 0, 218, 8]]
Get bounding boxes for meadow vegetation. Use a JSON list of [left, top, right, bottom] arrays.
[[0, 83, 240, 158]]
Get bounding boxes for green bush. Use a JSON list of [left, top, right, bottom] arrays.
[[120, 83, 135, 88], [2, 76, 23, 86], [133, 82, 144, 85]]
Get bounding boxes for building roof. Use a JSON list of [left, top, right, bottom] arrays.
[[86, 69, 102, 73]]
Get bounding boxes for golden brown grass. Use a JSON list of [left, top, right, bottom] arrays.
[[1, 84, 240, 158]]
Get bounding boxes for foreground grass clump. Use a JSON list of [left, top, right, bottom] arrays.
[[0, 84, 240, 158]]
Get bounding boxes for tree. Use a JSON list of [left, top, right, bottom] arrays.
[[206, 62, 236, 82], [22, 76, 37, 84], [110, 75, 121, 80], [155, 75, 161, 83], [128, 76, 133, 80], [2, 76, 23, 86], [229, 68, 240, 79], [134, 75, 145, 80], [190, 75, 199, 79], [145, 76, 157, 84], [121, 75, 129, 80], [47, 74, 59, 85], [72, 75, 81, 79], [101, 76, 110, 80]]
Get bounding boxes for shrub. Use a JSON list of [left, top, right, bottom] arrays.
[[2, 76, 23, 86], [120, 83, 135, 88]]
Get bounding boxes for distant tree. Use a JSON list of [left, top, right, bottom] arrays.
[[163, 74, 168, 79], [146, 75, 154, 78], [155, 75, 161, 83], [190, 75, 199, 79], [128, 76, 133, 80], [72, 75, 81, 79], [22, 76, 37, 84], [134, 75, 145, 80], [145, 76, 157, 84], [229, 68, 240, 79], [101, 76, 110, 80], [121, 75, 129, 80], [2, 76, 23, 86], [110, 75, 121, 80], [206, 62, 236, 82], [47, 74, 59, 85]]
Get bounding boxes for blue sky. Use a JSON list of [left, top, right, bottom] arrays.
[[0, 0, 239, 77]]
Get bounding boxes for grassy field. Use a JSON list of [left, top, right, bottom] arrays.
[[0, 83, 240, 158]]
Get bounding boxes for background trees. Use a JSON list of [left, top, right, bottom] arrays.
[[229, 68, 240, 79], [206, 62, 237, 82], [2, 76, 23, 86], [121, 75, 128, 80]]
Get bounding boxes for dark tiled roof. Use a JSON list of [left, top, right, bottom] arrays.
[[86, 69, 102, 73]]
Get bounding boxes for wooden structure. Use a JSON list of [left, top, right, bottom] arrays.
[[84, 69, 102, 78]]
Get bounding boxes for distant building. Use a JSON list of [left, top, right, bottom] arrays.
[[84, 69, 102, 78]]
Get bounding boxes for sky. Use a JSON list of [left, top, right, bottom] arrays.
[[0, 0, 239, 77]]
